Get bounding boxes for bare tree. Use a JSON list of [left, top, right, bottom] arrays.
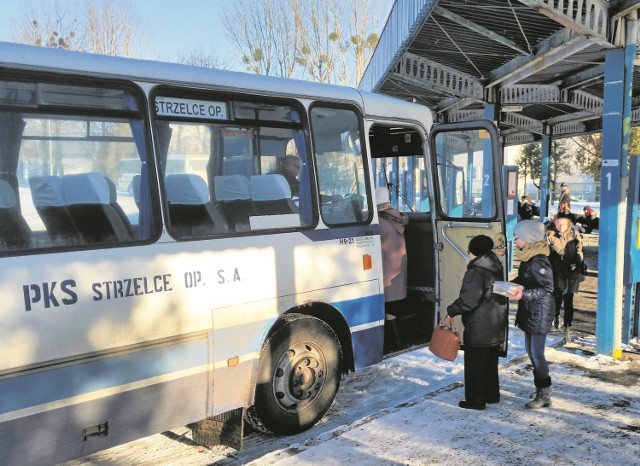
[[177, 47, 230, 70], [517, 142, 541, 191], [516, 139, 574, 198], [86, 0, 149, 57], [343, 0, 380, 86], [292, 0, 344, 84], [11, 2, 82, 50], [223, 0, 297, 77], [11, 0, 149, 57], [572, 128, 640, 181]]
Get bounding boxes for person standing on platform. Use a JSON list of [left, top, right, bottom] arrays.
[[447, 235, 507, 411], [510, 220, 555, 409], [546, 212, 584, 342], [558, 182, 571, 209]]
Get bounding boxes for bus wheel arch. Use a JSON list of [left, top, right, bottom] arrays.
[[286, 302, 354, 373], [246, 310, 347, 435]]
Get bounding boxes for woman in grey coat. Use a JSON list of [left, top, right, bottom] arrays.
[[510, 220, 555, 409]]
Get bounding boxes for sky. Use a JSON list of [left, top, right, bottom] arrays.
[[0, 0, 395, 72], [67, 326, 640, 465], [0, 0, 228, 63]]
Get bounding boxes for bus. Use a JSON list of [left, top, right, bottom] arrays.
[[0, 42, 507, 465]]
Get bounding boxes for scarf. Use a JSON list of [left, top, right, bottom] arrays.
[[516, 240, 550, 262]]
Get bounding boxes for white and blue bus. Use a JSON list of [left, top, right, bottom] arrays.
[[0, 42, 507, 464]]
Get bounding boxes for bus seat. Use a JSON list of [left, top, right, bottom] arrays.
[[62, 173, 134, 243], [29, 176, 83, 244], [165, 173, 228, 237], [130, 174, 141, 208], [0, 179, 32, 249], [250, 174, 299, 215], [214, 174, 254, 232], [104, 176, 137, 236]]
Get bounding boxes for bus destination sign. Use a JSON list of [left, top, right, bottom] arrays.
[[155, 97, 227, 120]]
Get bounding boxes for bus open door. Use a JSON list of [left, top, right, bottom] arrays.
[[430, 120, 508, 355]]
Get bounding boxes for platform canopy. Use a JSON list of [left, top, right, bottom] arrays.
[[360, 0, 640, 146]]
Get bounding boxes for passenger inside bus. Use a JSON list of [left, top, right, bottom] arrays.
[[267, 155, 301, 197], [376, 186, 409, 349]]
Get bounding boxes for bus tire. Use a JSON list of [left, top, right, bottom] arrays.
[[250, 313, 343, 435]]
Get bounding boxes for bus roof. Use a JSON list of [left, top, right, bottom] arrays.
[[0, 42, 432, 128]]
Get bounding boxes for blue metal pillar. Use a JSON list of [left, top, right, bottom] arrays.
[[406, 156, 415, 211], [483, 104, 496, 217], [596, 47, 630, 358], [503, 166, 518, 272], [622, 18, 637, 345], [539, 133, 551, 220]]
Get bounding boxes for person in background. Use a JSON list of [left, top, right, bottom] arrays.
[[510, 220, 555, 409], [547, 200, 576, 228], [269, 155, 301, 197], [576, 206, 599, 234], [446, 235, 507, 411], [546, 212, 584, 342], [518, 195, 536, 220], [558, 182, 571, 208], [376, 186, 409, 349]]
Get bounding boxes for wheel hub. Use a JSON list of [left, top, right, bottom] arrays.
[[274, 342, 326, 412]]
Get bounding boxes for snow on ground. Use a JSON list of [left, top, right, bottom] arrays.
[[69, 326, 640, 466]]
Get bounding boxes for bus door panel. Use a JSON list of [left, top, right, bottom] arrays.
[[430, 121, 507, 348]]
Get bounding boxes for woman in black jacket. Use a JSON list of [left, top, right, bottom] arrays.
[[510, 220, 556, 409], [447, 235, 507, 410]]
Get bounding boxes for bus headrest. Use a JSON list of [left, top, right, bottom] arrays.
[[0, 179, 17, 209], [166, 174, 209, 205], [30, 176, 65, 207], [214, 175, 251, 201], [251, 174, 291, 201], [62, 173, 111, 205]]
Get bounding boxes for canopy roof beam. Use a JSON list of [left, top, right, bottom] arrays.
[[518, 0, 610, 42], [432, 6, 529, 55]]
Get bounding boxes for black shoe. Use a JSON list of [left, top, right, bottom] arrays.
[[485, 397, 500, 404], [458, 400, 486, 410]]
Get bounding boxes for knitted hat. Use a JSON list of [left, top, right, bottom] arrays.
[[375, 187, 391, 209], [513, 219, 546, 244], [468, 235, 493, 257]]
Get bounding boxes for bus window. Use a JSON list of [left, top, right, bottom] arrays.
[[434, 128, 496, 219], [311, 106, 370, 224], [369, 126, 429, 214], [0, 79, 154, 251], [153, 94, 312, 236], [373, 155, 430, 214]]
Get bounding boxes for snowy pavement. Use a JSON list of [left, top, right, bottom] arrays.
[[67, 327, 640, 466]]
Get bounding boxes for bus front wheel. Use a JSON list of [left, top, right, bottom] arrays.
[[249, 313, 343, 435]]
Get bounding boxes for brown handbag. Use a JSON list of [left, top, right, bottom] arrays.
[[429, 317, 461, 361]]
